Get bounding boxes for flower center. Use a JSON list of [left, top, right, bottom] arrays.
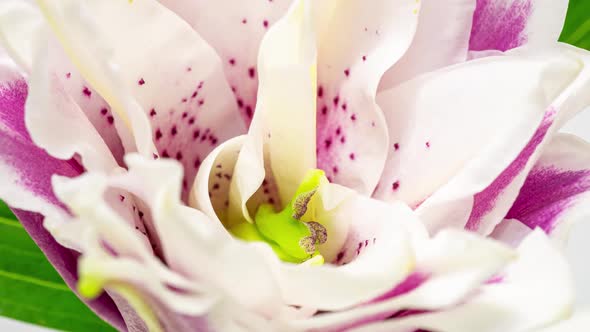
[[228, 169, 328, 265]]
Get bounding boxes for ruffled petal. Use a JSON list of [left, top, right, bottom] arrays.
[[52, 154, 295, 330], [374, 44, 590, 235], [0, 60, 79, 217], [213, 0, 318, 223], [51, 171, 218, 323], [0, 59, 126, 330], [533, 310, 590, 332], [464, 47, 590, 235], [0, 1, 42, 71], [36, 0, 246, 199], [274, 194, 422, 310], [379, 0, 476, 90], [285, 229, 516, 331], [157, 0, 293, 125], [315, 0, 419, 194], [491, 133, 590, 246], [469, 0, 568, 52], [345, 230, 574, 332], [0, 0, 126, 165], [25, 34, 119, 172]]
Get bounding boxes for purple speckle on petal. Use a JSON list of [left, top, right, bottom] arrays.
[[82, 86, 92, 97]]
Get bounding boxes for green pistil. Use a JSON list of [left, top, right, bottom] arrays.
[[229, 169, 328, 264]]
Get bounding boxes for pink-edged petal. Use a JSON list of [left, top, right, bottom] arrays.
[[0, 2, 126, 165], [469, 0, 568, 52], [491, 134, 590, 246], [464, 47, 590, 235], [506, 134, 590, 234], [379, 0, 476, 90], [0, 62, 80, 215], [316, 0, 420, 194], [157, 0, 293, 125], [52, 155, 291, 330], [52, 172, 219, 316], [347, 230, 573, 332], [45, 46, 126, 167], [0, 60, 126, 330], [374, 45, 590, 235], [25, 35, 119, 172], [287, 229, 515, 331]]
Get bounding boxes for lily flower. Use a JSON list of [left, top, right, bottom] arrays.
[[0, 0, 589, 331]]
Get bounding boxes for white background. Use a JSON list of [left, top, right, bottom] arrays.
[[1, 111, 590, 331]]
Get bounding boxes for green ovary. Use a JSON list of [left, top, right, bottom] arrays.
[[229, 169, 328, 264]]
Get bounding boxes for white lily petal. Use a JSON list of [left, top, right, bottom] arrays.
[[228, 0, 317, 221], [288, 229, 515, 331], [0, 2, 128, 165], [190, 135, 245, 234], [348, 230, 574, 332], [315, 0, 419, 194], [533, 310, 590, 332], [25, 31, 118, 173], [34, 0, 154, 157], [0, 1, 43, 72], [379, 0, 476, 90], [36, 0, 246, 198], [462, 46, 590, 235], [157, 0, 293, 125], [108, 155, 286, 318], [375, 44, 590, 236], [52, 172, 220, 315], [276, 197, 420, 310]]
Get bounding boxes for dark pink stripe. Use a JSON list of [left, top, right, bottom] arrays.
[[466, 110, 554, 231], [1, 79, 125, 330], [469, 0, 533, 52], [320, 273, 428, 332], [0, 79, 83, 208], [506, 166, 590, 234]]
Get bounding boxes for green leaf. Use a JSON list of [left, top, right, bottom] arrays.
[[560, 0, 590, 50], [0, 207, 116, 332], [0, 200, 16, 219]]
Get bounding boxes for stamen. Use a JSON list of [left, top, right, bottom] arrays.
[[292, 188, 317, 219], [299, 236, 317, 254], [229, 169, 329, 264], [305, 221, 327, 244]]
